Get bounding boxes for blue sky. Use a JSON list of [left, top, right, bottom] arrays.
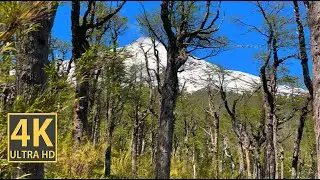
[[52, 1, 309, 81]]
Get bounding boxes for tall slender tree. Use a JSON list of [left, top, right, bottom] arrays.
[[140, 1, 227, 178], [305, 1, 320, 178], [71, 1, 125, 144], [291, 1, 313, 178]]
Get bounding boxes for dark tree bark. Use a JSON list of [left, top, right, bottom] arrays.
[[291, 1, 313, 179], [155, 46, 180, 179], [71, 1, 90, 145], [71, 1, 125, 144], [129, 49, 150, 178], [20, 164, 44, 179], [15, 2, 58, 179], [308, 1, 320, 178], [260, 43, 276, 180], [215, 70, 250, 178], [152, 1, 223, 178], [104, 93, 123, 178], [253, 121, 265, 179], [291, 1, 314, 179], [1, 82, 14, 111], [131, 103, 147, 178], [104, 107, 115, 178], [132, 123, 139, 178], [104, 117, 114, 177], [292, 98, 311, 178], [155, 3, 184, 179], [139, 38, 160, 170], [0, 52, 14, 111], [256, 3, 277, 178], [102, 33, 126, 178]]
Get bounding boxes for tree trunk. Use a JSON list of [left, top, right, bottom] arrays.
[[104, 142, 112, 178], [242, 133, 251, 179], [16, 3, 57, 95], [71, 1, 90, 145], [132, 111, 139, 178], [292, 1, 313, 178], [253, 147, 262, 179], [223, 135, 235, 176], [90, 71, 102, 145], [245, 148, 251, 178], [131, 97, 146, 178], [219, 159, 223, 174], [292, 99, 310, 178], [213, 115, 219, 178], [263, 122, 276, 179], [280, 147, 284, 179], [244, 148, 251, 178], [192, 143, 197, 179], [155, 50, 179, 179], [104, 108, 115, 178], [273, 114, 279, 179], [258, 9, 278, 178], [261, 66, 276, 179], [132, 129, 138, 178], [309, 1, 320, 178], [238, 144, 245, 178], [150, 128, 156, 166], [15, 2, 57, 179]]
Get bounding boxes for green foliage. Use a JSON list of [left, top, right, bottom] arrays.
[[0, 1, 316, 179], [47, 139, 105, 179], [0, 2, 55, 53]]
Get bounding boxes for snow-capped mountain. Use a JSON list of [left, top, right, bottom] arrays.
[[9, 36, 305, 96], [123, 37, 306, 96]]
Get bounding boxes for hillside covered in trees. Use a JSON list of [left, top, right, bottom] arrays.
[[0, 1, 320, 179]]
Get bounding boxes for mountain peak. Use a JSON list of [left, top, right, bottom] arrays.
[[131, 36, 162, 47], [42, 36, 306, 96], [125, 37, 307, 96]]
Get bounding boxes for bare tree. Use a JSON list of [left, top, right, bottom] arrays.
[[127, 62, 149, 178], [251, 2, 297, 178], [205, 82, 221, 179], [90, 12, 127, 145], [222, 134, 236, 177], [140, 1, 227, 178], [291, 1, 313, 178], [206, 65, 257, 178], [102, 46, 127, 178], [131, 38, 165, 177]]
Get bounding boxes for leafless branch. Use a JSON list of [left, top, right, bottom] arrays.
[[86, 1, 126, 29]]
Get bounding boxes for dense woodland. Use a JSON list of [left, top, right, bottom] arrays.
[[1, 1, 320, 179]]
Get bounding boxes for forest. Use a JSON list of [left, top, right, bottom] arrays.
[[0, 1, 320, 179]]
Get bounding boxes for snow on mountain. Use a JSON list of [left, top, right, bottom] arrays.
[[123, 37, 307, 96], [9, 36, 303, 96]]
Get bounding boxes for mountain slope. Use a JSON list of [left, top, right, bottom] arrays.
[[13, 37, 303, 96], [124, 37, 306, 96]]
